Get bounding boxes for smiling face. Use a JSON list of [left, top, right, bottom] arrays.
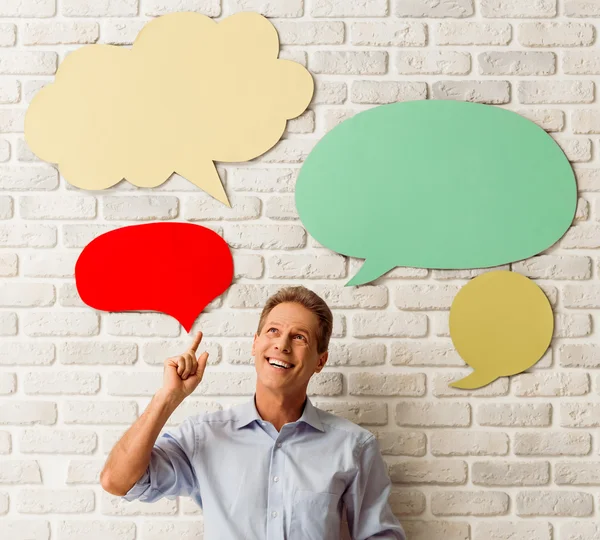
[[252, 301, 329, 398]]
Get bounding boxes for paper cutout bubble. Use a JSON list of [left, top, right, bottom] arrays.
[[75, 222, 233, 332], [295, 100, 577, 286], [25, 11, 314, 206], [449, 270, 553, 389]]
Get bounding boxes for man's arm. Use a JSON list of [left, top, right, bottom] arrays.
[[343, 436, 406, 540], [100, 331, 209, 499]]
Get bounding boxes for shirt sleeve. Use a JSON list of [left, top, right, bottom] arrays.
[[343, 435, 406, 540], [121, 416, 202, 507]]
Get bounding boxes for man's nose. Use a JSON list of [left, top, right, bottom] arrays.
[[274, 335, 291, 353]]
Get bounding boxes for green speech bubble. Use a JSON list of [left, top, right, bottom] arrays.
[[295, 100, 577, 286]]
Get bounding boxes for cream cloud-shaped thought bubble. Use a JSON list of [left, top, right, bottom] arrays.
[[24, 11, 314, 205]]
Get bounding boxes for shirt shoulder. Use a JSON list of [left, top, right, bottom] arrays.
[[314, 406, 375, 450]]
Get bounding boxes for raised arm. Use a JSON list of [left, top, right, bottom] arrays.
[[100, 331, 209, 497]]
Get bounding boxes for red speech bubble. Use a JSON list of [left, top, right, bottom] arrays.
[[75, 222, 234, 332]]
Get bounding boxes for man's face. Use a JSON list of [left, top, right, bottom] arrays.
[[252, 302, 328, 396]]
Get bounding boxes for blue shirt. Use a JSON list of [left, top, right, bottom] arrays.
[[123, 395, 406, 540]]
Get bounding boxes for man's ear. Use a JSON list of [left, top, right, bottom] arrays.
[[251, 333, 258, 356], [316, 351, 328, 373]]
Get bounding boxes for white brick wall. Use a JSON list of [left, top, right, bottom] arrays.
[[0, 0, 599, 538]]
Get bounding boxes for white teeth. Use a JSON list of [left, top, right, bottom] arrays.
[[267, 358, 293, 369]]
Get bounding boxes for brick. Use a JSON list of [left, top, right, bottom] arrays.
[[311, 284, 387, 308], [267, 253, 346, 279], [20, 429, 97, 454], [24, 372, 100, 395], [193, 311, 259, 337], [517, 491, 592, 516], [0, 0, 55, 16], [370, 430, 426, 457], [0, 283, 54, 307], [0, 521, 51, 539], [324, 108, 358, 131], [351, 21, 426, 46], [395, 0, 473, 17], [226, 224, 305, 249], [554, 313, 592, 338], [431, 265, 508, 280], [390, 341, 461, 367], [472, 461, 550, 486], [0, 51, 57, 74], [572, 109, 600, 134], [352, 313, 427, 338], [57, 283, 84, 308], [349, 373, 425, 397], [435, 21, 511, 45], [518, 22, 594, 47], [396, 402, 470, 427], [64, 401, 137, 425], [311, 51, 388, 75], [312, 0, 386, 16], [0, 460, 41, 483], [555, 462, 600, 485], [21, 195, 96, 219], [350, 81, 426, 104], [145, 0, 219, 16], [17, 488, 94, 513], [58, 520, 135, 540], [314, 401, 388, 426], [397, 51, 470, 75], [0, 165, 58, 191], [388, 488, 426, 515], [62, 0, 138, 16], [516, 108, 564, 131], [0, 401, 56, 425], [103, 195, 178, 220], [474, 522, 552, 540], [0, 253, 17, 276], [228, 168, 297, 193], [25, 312, 99, 337], [62, 224, 118, 248], [0, 373, 15, 395], [560, 224, 600, 248], [313, 81, 347, 105], [402, 521, 469, 540], [0, 108, 25, 132], [552, 136, 591, 162], [559, 344, 600, 368], [563, 284, 600, 308], [23, 252, 76, 278], [285, 110, 315, 134], [0, 81, 20, 104], [478, 51, 555, 75], [431, 431, 509, 456], [389, 459, 467, 485], [431, 491, 508, 516], [565, 0, 600, 16], [481, 0, 556, 17], [0, 432, 10, 453], [265, 195, 297, 220], [0, 196, 12, 219], [0, 343, 55, 366], [142, 339, 220, 366], [513, 372, 590, 397], [433, 374, 509, 398], [0, 139, 9, 162], [274, 21, 344, 44], [561, 403, 600, 427], [142, 522, 204, 539], [66, 459, 103, 484], [0, 24, 16, 47], [227, 0, 302, 17], [477, 403, 551, 427], [518, 80, 594, 104], [23, 21, 99, 45], [394, 284, 460, 310], [564, 50, 600, 74], [432, 80, 510, 104], [106, 313, 179, 337], [0, 224, 56, 247], [101, 19, 146, 45], [512, 255, 591, 279], [260, 140, 315, 164]]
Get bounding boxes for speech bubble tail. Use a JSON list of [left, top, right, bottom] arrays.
[[346, 259, 391, 287], [450, 370, 499, 390], [178, 160, 230, 207]]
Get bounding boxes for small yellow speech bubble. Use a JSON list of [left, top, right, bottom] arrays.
[[24, 11, 313, 205], [449, 270, 553, 389]]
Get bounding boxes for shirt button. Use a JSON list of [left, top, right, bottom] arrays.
[[271, 511, 278, 518], [276, 442, 282, 448], [273, 476, 279, 483]]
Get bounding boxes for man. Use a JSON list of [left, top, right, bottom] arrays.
[[100, 286, 406, 540]]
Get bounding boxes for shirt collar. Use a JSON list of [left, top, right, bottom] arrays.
[[235, 394, 324, 432]]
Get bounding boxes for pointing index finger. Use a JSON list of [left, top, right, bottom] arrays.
[[189, 331, 203, 354]]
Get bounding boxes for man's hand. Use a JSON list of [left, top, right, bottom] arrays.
[[162, 331, 208, 401]]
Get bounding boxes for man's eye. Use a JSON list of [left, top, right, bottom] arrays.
[[294, 335, 306, 340], [268, 328, 277, 333]]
